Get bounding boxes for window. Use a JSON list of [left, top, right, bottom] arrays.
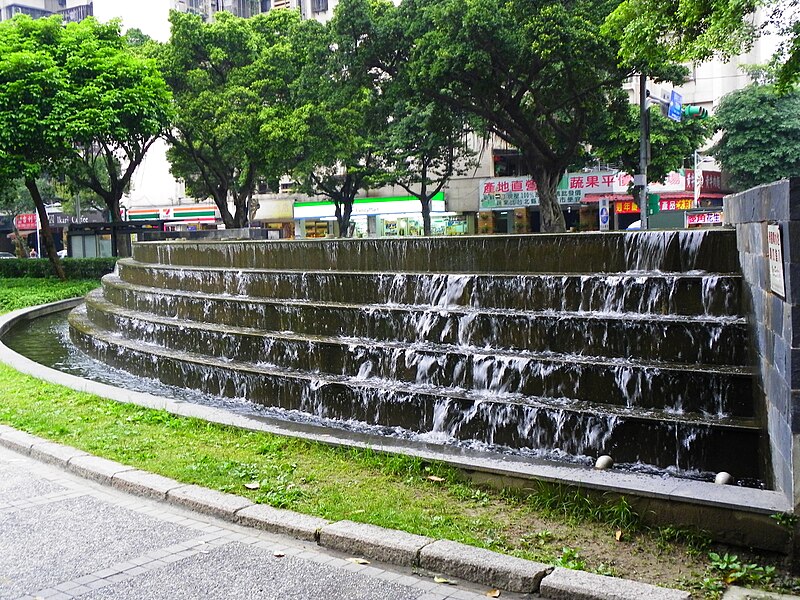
[[312, 0, 327, 12]]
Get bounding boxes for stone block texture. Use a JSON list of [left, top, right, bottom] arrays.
[[726, 178, 800, 505]]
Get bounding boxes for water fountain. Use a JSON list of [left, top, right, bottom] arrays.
[[66, 229, 765, 483]]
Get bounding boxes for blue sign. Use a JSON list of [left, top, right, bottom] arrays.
[[668, 90, 683, 122]]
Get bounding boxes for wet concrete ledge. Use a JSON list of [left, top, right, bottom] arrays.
[[0, 300, 792, 554]]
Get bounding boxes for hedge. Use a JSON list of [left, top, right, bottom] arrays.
[[0, 257, 117, 280]]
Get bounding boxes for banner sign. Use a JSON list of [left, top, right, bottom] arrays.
[[479, 169, 719, 210], [659, 198, 694, 212], [768, 224, 785, 298], [686, 211, 724, 227], [615, 201, 640, 214]]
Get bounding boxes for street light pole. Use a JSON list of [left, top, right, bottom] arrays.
[[638, 72, 649, 230]]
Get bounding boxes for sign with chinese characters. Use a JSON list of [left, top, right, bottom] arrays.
[[684, 170, 722, 192], [479, 172, 633, 209], [768, 224, 785, 298], [14, 213, 37, 229], [659, 198, 694, 212], [685, 211, 724, 227], [615, 201, 640, 214]]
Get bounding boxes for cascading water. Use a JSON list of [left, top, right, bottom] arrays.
[[67, 231, 765, 483]]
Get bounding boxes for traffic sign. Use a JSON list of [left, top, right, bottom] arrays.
[[667, 90, 683, 122]]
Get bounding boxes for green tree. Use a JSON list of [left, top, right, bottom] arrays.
[[330, 0, 478, 236], [589, 102, 713, 186], [55, 18, 172, 257], [0, 179, 35, 258], [0, 15, 68, 278], [278, 7, 387, 238], [162, 10, 305, 229], [710, 83, 800, 190], [604, 0, 799, 90], [408, 0, 632, 232]]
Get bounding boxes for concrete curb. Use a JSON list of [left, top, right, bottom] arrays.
[[318, 520, 433, 567], [540, 567, 692, 600], [419, 539, 553, 593], [0, 424, 696, 598]]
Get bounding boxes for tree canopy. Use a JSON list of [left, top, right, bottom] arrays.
[[408, 0, 632, 232], [711, 82, 800, 189], [162, 9, 314, 228]]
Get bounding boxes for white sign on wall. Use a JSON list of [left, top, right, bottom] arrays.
[[768, 224, 785, 298], [598, 198, 610, 231]]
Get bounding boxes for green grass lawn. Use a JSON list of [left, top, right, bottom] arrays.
[[0, 276, 796, 598]]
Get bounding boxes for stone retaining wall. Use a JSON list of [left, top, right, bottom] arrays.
[[725, 178, 800, 507]]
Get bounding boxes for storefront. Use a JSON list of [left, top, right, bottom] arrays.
[[127, 205, 220, 231], [10, 210, 105, 256], [582, 169, 726, 230], [292, 193, 466, 238], [478, 171, 622, 232]]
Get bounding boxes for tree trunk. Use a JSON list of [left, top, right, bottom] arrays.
[[334, 199, 354, 238], [107, 196, 132, 258], [531, 167, 567, 233], [421, 195, 432, 236], [25, 178, 65, 280]]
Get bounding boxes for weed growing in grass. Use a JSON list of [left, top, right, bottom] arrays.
[[555, 547, 587, 570]]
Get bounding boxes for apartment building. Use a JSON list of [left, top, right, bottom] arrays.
[[172, 0, 265, 20], [0, 0, 92, 22]]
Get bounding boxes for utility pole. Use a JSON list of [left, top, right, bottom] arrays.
[[637, 72, 649, 230]]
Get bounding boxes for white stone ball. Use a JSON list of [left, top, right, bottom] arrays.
[[595, 455, 614, 470], [714, 471, 734, 485]]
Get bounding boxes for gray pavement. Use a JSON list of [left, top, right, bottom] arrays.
[[0, 444, 528, 600]]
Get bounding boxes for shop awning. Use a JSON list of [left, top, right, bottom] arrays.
[[582, 192, 726, 203], [6, 230, 34, 239]]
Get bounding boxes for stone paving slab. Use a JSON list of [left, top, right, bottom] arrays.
[[419, 539, 552, 594], [112, 469, 184, 500], [722, 586, 800, 599], [0, 458, 66, 504], [167, 483, 254, 519], [540, 567, 692, 600], [236, 503, 330, 542], [67, 455, 136, 484], [319, 520, 434, 567], [0, 494, 198, 600], [78, 542, 424, 600]]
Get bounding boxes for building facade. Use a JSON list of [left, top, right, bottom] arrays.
[[0, 0, 92, 22]]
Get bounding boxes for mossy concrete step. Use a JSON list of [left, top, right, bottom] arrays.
[[99, 278, 751, 367], [116, 259, 745, 318], [82, 292, 755, 418], [69, 306, 763, 479]]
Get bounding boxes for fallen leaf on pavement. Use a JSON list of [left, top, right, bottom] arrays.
[[434, 576, 457, 584], [347, 557, 370, 565], [486, 590, 501, 598]]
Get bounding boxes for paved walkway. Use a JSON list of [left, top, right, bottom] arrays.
[[0, 444, 527, 600]]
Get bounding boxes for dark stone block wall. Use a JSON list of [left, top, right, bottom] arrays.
[[726, 178, 800, 505]]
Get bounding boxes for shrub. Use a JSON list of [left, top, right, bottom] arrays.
[[0, 257, 117, 280]]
